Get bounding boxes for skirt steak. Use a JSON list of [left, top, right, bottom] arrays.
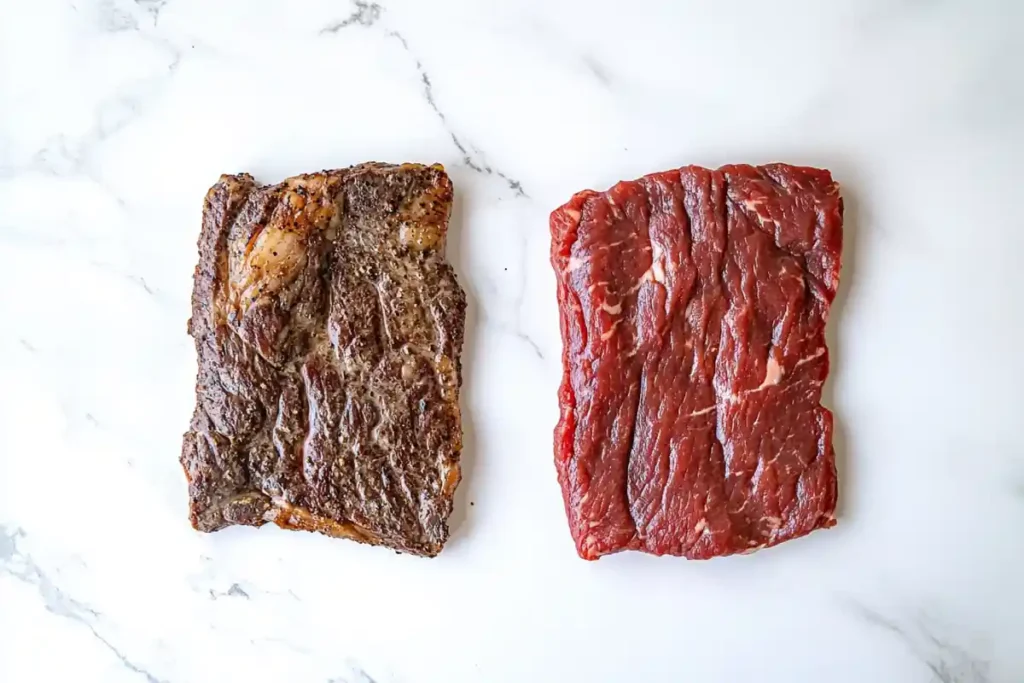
[[550, 164, 842, 560], [182, 163, 466, 557]]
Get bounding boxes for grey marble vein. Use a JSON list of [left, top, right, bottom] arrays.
[[88, 629, 166, 683], [514, 329, 544, 360], [318, 0, 527, 198], [327, 663, 378, 683], [0, 525, 22, 562], [0, 35, 180, 200], [88, 259, 158, 297], [0, 526, 98, 620], [851, 602, 990, 683], [488, 319, 543, 361], [0, 525, 168, 683], [99, 0, 140, 33], [321, 0, 381, 33], [209, 582, 250, 600], [519, 18, 612, 89], [509, 235, 542, 360], [580, 54, 611, 87], [134, 0, 168, 26], [386, 30, 528, 198]]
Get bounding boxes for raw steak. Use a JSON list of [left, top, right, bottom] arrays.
[[550, 163, 842, 560], [182, 163, 466, 557]]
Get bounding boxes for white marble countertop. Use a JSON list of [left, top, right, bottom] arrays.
[[2, 1, 1023, 681]]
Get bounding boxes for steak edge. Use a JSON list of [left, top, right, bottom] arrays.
[[550, 163, 842, 560], [182, 163, 466, 557]]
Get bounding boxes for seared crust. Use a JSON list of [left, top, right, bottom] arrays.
[[182, 163, 465, 557]]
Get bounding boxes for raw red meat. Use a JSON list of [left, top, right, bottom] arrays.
[[550, 164, 842, 560]]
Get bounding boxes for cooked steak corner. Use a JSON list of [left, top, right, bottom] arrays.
[[182, 163, 466, 557]]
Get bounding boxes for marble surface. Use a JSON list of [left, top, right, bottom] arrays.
[[2, 0, 1023, 681]]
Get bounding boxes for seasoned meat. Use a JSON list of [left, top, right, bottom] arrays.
[[181, 163, 466, 557], [550, 164, 842, 560]]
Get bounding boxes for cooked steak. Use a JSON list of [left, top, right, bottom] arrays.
[[181, 163, 466, 557], [550, 163, 842, 560]]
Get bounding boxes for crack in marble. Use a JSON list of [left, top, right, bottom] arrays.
[[318, 0, 527, 197], [87, 626, 166, 683], [320, 0, 382, 33], [386, 30, 527, 198], [850, 601, 990, 683], [510, 233, 541, 359], [0, 526, 98, 620], [490, 320, 543, 361], [516, 330, 544, 360], [0, 525, 168, 683]]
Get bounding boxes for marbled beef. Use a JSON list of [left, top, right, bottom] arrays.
[[550, 164, 842, 560]]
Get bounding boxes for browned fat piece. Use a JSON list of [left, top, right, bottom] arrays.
[[182, 163, 466, 557], [550, 164, 842, 560]]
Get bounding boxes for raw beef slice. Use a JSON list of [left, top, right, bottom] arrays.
[[182, 163, 466, 557], [550, 164, 842, 560]]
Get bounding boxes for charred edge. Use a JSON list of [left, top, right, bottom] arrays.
[[388, 442, 421, 545], [451, 275, 469, 383]]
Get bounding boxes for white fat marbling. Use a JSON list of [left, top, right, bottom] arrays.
[[2, 0, 1023, 681]]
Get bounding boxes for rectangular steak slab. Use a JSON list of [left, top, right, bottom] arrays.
[[550, 164, 842, 560], [182, 163, 466, 557]]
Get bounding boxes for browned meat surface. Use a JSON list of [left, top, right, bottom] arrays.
[[550, 163, 842, 560], [181, 163, 466, 557]]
